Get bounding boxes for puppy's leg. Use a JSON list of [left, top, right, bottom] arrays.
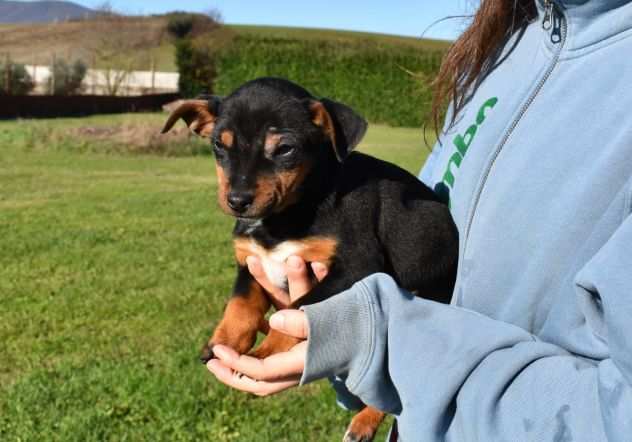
[[250, 268, 353, 359], [200, 267, 270, 363], [344, 406, 386, 442], [247, 271, 351, 359], [249, 328, 302, 359]]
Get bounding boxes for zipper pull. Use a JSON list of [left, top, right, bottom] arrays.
[[550, 5, 563, 43], [542, 0, 553, 31]]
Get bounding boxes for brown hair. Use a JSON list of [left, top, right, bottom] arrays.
[[431, 0, 538, 133]]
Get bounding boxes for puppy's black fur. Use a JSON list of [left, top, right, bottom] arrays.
[[235, 148, 458, 304], [162, 77, 458, 442]]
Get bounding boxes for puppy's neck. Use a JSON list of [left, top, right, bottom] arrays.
[[237, 218, 264, 235]]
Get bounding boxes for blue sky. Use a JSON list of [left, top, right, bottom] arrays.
[[69, 0, 477, 41]]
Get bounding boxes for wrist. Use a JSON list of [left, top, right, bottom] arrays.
[[299, 278, 377, 387]]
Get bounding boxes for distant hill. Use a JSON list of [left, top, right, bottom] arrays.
[[0, 0, 95, 24], [0, 17, 450, 72]]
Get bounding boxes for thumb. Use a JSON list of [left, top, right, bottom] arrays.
[[269, 310, 308, 339]]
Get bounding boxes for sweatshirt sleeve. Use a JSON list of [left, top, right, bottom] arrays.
[[300, 214, 632, 442]]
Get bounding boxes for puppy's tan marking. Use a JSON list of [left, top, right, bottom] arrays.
[[296, 237, 338, 266], [253, 175, 278, 213], [346, 407, 386, 442], [309, 101, 337, 151], [249, 328, 302, 359], [233, 236, 337, 296], [201, 280, 271, 360], [220, 130, 234, 148], [215, 164, 231, 214], [244, 163, 311, 215], [234, 237, 255, 267], [274, 164, 310, 210]]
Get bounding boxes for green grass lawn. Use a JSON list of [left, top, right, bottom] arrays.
[[227, 25, 451, 50], [0, 114, 433, 441]]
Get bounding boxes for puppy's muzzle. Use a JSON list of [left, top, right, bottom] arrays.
[[227, 191, 254, 214]]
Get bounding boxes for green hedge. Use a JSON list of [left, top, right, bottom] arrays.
[[211, 36, 444, 127], [174, 38, 215, 98]]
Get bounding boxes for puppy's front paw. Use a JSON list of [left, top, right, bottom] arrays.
[[249, 329, 302, 359], [199, 343, 216, 364], [199, 321, 259, 364]]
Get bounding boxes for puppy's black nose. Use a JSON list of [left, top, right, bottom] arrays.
[[227, 192, 254, 213]]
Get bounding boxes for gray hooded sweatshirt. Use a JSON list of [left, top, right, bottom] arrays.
[[300, 1, 632, 440]]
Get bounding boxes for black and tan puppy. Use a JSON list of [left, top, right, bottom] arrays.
[[162, 77, 458, 442]]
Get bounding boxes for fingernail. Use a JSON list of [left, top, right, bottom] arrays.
[[269, 312, 285, 330], [207, 359, 219, 374], [313, 262, 326, 274], [288, 255, 302, 269], [212, 346, 229, 361]]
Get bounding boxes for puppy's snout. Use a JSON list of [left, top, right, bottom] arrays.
[[227, 191, 254, 213]]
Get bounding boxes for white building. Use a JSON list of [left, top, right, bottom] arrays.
[[25, 65, 179, 95]]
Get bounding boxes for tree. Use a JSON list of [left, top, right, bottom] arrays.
[[47, 59, 87, 95], [0, 59, 34, 95], [168, 11, 224, 97], [86, 15, 159, 95], [166, 12, 219, 39]]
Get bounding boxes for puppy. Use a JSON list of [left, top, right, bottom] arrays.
[[162, 77, 458, 442]]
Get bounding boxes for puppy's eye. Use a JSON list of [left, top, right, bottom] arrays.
[[275, 144, 296, 157]]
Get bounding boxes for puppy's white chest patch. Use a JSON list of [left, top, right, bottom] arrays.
[[233, 236, 338, 291], [258, 242, 304, 289]]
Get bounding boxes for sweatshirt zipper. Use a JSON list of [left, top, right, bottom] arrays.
[[542, 0, 554, 31], [460, 3, 567, 268]]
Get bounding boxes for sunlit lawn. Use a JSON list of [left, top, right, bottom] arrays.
[[0, 113, 432, 441]]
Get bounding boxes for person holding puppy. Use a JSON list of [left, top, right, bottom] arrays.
[[207, 0, 632, 440]]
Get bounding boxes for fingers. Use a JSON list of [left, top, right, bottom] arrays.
[[269, 310, 308, 339], [218, 255, 326, 397], [207, 358, 300, 396], [207, 342, 307, 396], [286, 256, 313, 301], [311, 261, 329, 282], [246, 255, 329, 307], [246, 256, 291, 307], [245, 256, 276, 294], [212, 343, 306, 381]]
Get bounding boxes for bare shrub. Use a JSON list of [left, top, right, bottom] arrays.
[[47, 59, 87, 95], [0, 59, 34, 95], [72, 122, 210, 156], [85, 16, 165, 95]]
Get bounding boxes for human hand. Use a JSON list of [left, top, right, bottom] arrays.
[[206, 255, 328, 396], [245, 254, 329, 309]]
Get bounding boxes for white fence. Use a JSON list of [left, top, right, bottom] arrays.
[[25, 65, 179, 95]]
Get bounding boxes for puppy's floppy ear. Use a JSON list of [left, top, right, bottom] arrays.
[[309, 98, 367, 162], [161, 96, 221, 138]]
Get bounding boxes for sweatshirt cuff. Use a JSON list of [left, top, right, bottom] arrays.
[[300, 279, 376, 386]]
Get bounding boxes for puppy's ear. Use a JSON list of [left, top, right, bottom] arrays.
[[161, 96, 221, 137], [309, 98, 367, 162]]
